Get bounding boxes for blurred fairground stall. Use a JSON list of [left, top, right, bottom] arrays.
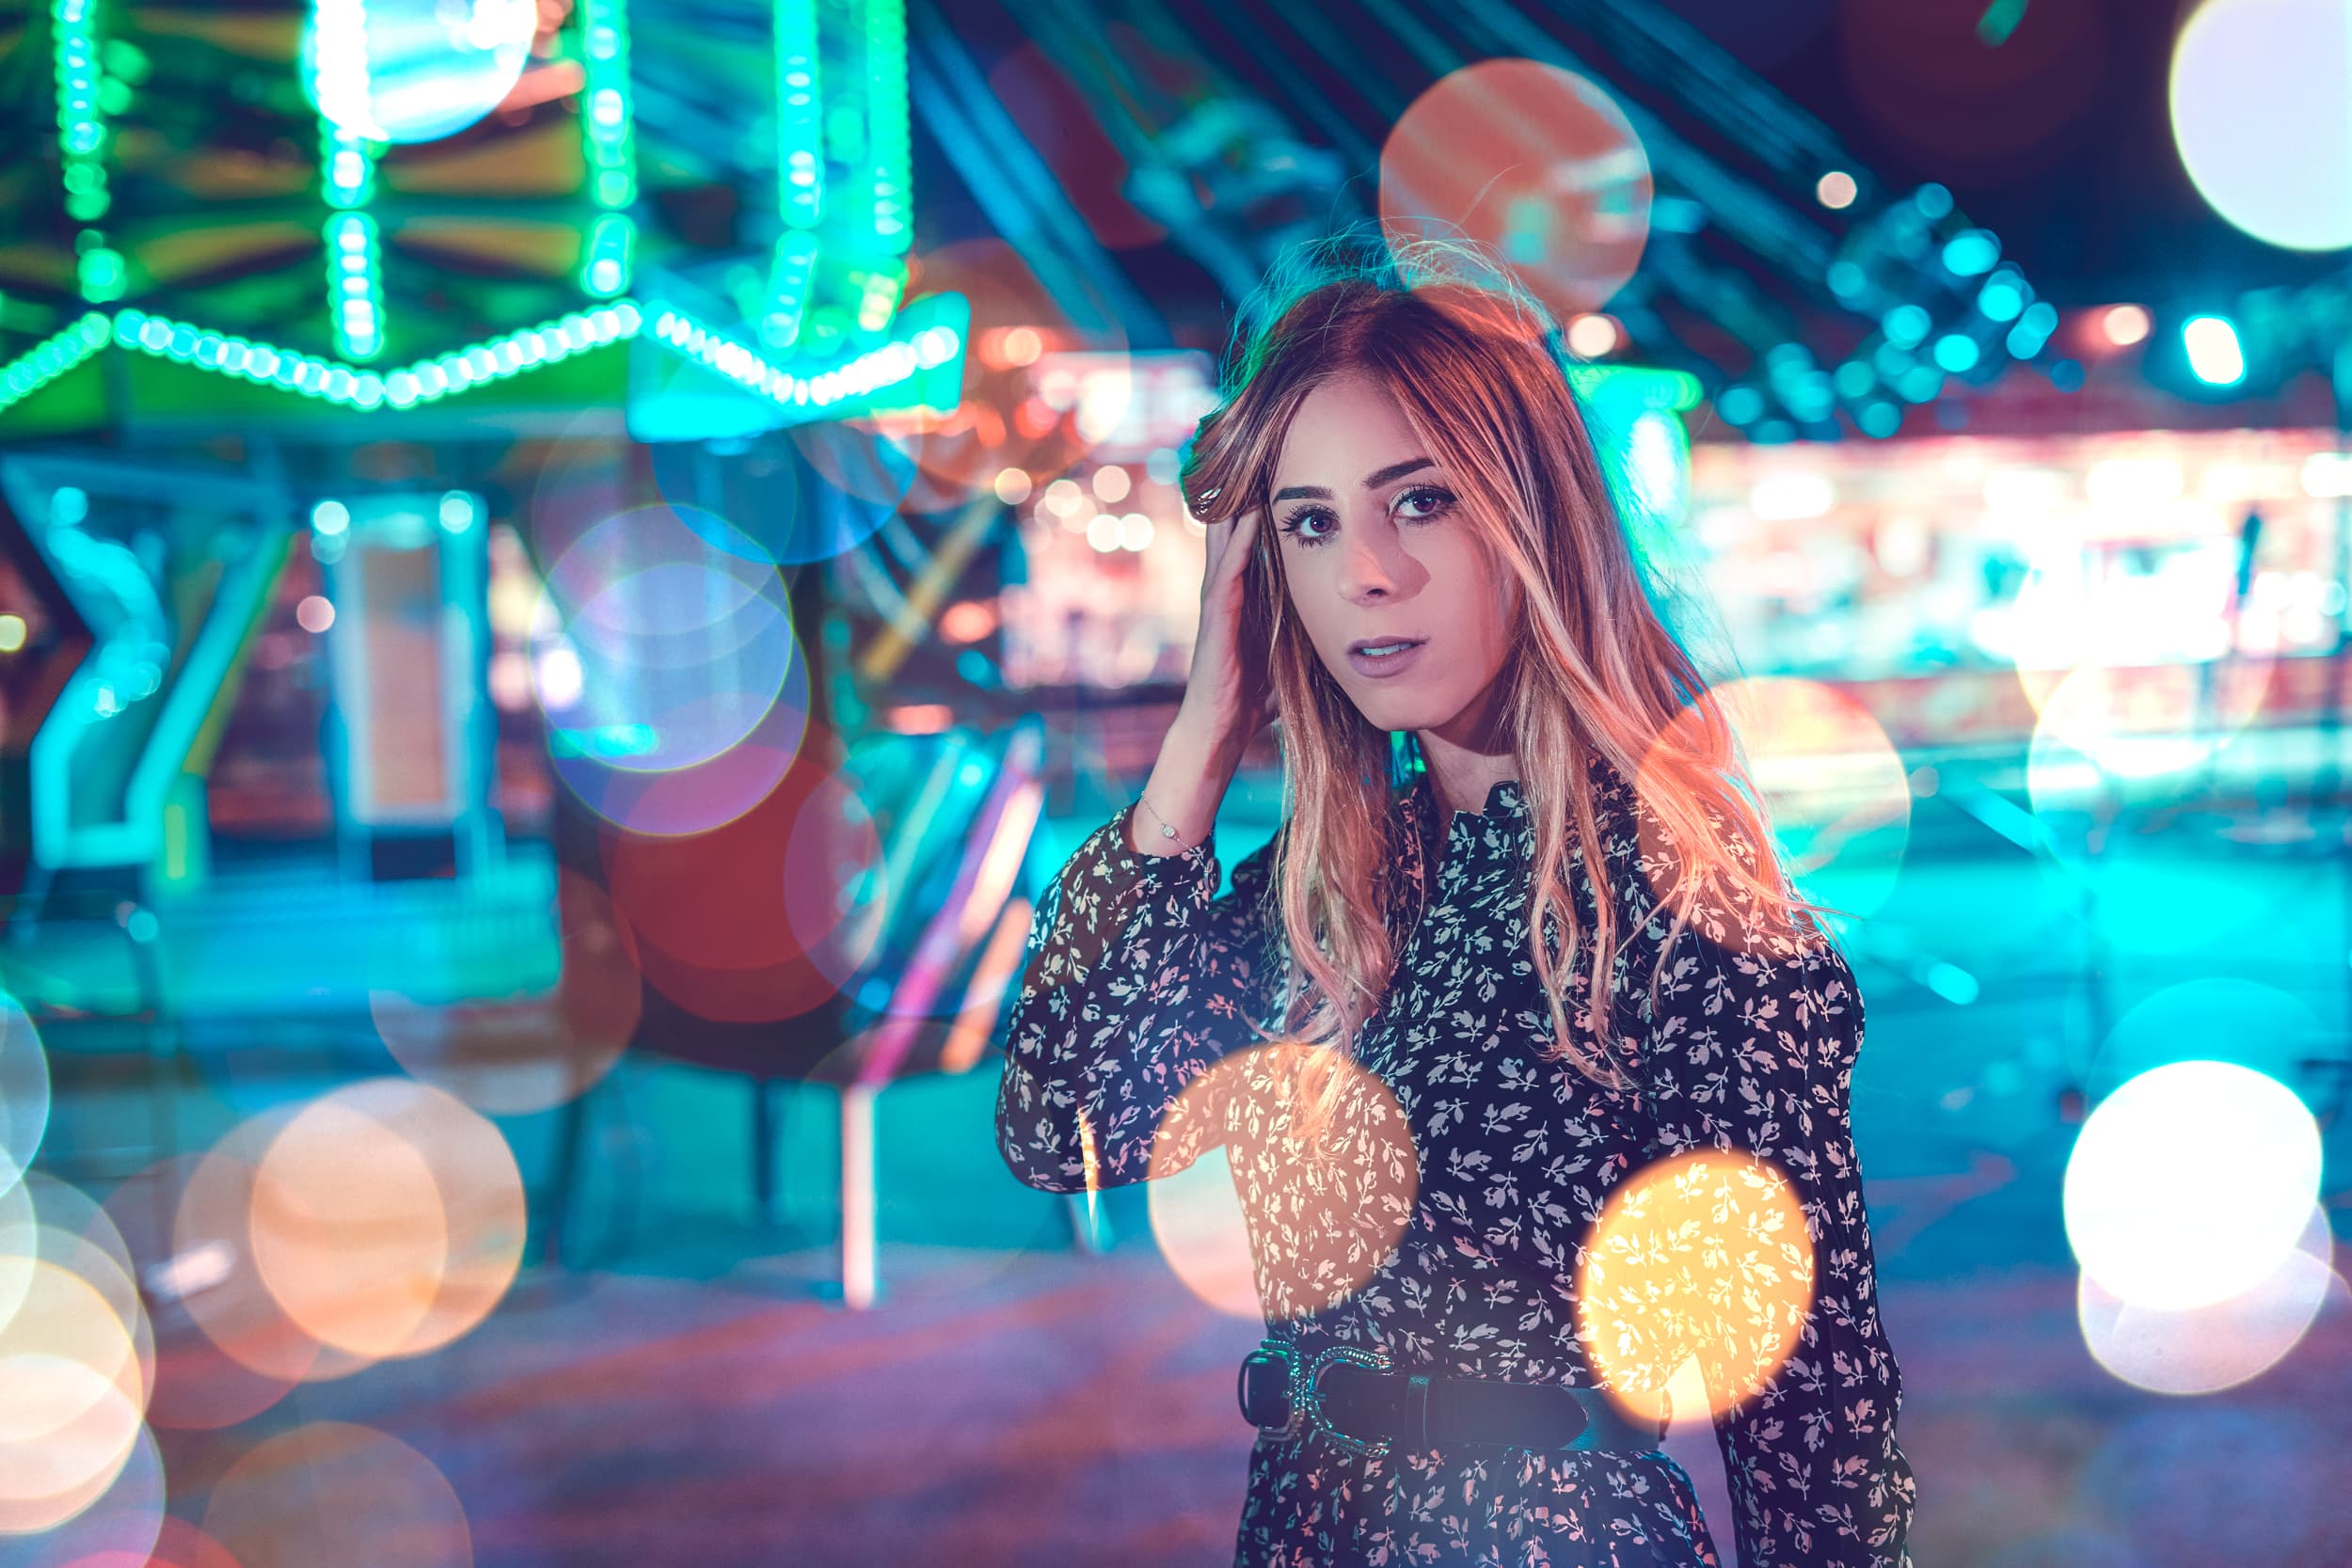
[[1, 0, 2349, 1564]]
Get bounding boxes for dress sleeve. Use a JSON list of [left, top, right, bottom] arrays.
[[993, 801, 1285, 1195], [1613, 800, 1918, 1568]]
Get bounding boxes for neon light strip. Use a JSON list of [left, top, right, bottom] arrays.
[[323, 127, 374, 209], [581, 212, 634, 298], [103, 303, 642, 409], [580, 0, 636, 209], [864, 0, 909, 249], [764, 229, 818, 347], [0, 314, 112, 414], [326, 213, 385, 360], [55, 0, 107, 221], [1565, 364, 1706, 413], [56, 0, 121, 302], [312, 0, 374, 136], [651, 306, 958, 410], [775, 0, 822, 230], [0, 300, 958, 420]]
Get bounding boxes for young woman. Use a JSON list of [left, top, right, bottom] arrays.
[[995, 238, 1916, 1567]]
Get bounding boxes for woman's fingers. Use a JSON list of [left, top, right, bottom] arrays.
[[1211, 508, 1261, 594]]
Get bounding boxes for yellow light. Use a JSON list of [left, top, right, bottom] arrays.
[[1565, 313, 1620, 358], [2101, 304, 2152, 347], [1576, 1149, 1816, 1424], [0, 614, 25, 653]]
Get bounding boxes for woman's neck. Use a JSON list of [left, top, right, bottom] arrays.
[[1415, 728, 1517, 820]]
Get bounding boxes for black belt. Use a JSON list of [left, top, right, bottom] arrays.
[[1238, 1340, 1668, 1459]]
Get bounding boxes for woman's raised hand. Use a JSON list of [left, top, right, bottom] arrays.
[[1132, 507, 1270, 855], [1177, 505, 1273, 771]]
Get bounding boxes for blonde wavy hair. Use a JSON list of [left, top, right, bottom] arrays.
[[1180, 234, 1842, 1117]]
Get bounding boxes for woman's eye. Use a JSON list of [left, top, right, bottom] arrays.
[[1396, 485, 1456, 521], [1278, 508, 1335, 545]]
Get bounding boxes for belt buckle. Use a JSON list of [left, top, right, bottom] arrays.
[[1297, 1343, 1393, 1460], [1238, 1339, 1302, 1441]]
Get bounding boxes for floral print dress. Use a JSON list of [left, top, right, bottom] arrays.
[[995, 757, 1916, 1567]]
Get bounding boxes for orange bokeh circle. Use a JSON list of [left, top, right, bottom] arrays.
[[1380, 58, 1652, 322], [1574, 1148, 1815, 1425]]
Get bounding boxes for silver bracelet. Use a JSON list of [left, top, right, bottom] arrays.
[[1136, 795, 1191, 848]]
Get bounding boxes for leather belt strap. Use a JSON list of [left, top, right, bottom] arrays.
[[1237, 1341, 1667, 1457]]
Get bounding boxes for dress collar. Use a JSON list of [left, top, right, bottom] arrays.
[[1401, 772, 1531, 875]]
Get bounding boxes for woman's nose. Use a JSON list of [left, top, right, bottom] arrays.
[[1338, 538, 1397, 603]]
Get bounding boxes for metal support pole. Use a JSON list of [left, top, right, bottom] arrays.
[[839, 1083, 878, 1309]]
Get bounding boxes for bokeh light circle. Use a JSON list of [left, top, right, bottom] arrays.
[[544, 604, 811, 841], [1380, 59, 1652, 320], [0, 1263, 145, 1534], [250, 1081, 524, 1362], [2023, 658, 2270, 783], [311, 0, 537, 146], [648, 434, 906, 566], [2170, 0, 2352, 252], [0, 995, 51, 1201], [52, 1514, 244, 1568], [9, 1221, 156, 1427], [780, 768, 892, 1001], [174, 1117, 372, 1387], [1146, 1042, 1419, 1322], [2078, 1201, 2343, 1395], [605, 740, 883, 1024], [1145, 1142, 1256, 1319], [532, 504, 798, 777], [203, 1423, 470, 1568], [2089, 979, 2328, 1113], [0, 1406, 164, 1564], [0, 1177, 156, 1435], [1642, 675, 1911, 925], [251, 1099, 447, 1360], [0, 1173, 32, 1329], [102, 1155, 302, 1430], [2063, 1060, 2322, 1310], [1574, 1148, 1815, 1425]]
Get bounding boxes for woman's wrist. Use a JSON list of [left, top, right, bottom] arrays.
[[1129, 707, 1243, 856]]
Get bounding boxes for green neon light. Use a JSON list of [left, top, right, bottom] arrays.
[[0, 298, 959, 422], [1977, 0, 2027, 47], [1565, 363, 1706, 413], [864, 0, 909, 249], [326, 213, 385, 360], [56, 0, 109, 227], [651, 301, 959, 412], [580, 0, 637, 209], [776, 0, 822, 230], [582, 212, 635, 298], [322, 127, 376, 209], [762, 230, 819, 349], [0, 314, 112, 414], [25, 480, 288, 873], [103, 303, 642, 409]]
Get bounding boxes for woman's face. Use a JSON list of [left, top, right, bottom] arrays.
[[1266, 372, 1518, 740]]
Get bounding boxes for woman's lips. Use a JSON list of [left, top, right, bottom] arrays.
[[1344, 639, 1428, 679]]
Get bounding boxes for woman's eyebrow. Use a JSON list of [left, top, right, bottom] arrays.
[[1271, 457, 1438, 502]]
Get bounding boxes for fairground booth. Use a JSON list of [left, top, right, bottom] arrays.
[[1, 1, 2348, 1565]]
